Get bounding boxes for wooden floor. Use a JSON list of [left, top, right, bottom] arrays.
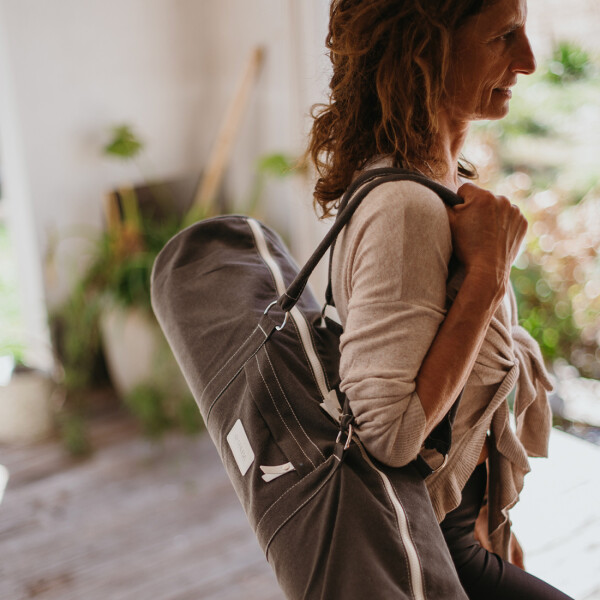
[[1, 409, 599, 600], [0, 411, 282, 600]]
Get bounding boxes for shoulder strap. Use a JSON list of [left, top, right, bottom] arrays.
[[325, 168, 461, 307], [278, 167, 462, 312], [278, 167, 464, 463]]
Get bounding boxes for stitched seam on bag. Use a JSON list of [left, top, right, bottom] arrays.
[[370, 445, 427, 598], [206, 341, 267, 421], [255, 456, 335, 533], [264, 457, 340, 558], [380, 474, 413, 595], [263, 346, 326, 462], [200, 325, 262, 407], [255, 354, 316, 469], [245, 218, 331, 402]]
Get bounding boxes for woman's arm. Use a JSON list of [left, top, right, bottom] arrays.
[[416, 183, 527, 435], [334, 181, 526, 466]]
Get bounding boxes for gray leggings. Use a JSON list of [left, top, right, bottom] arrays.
[[440, 463, 574, 600]]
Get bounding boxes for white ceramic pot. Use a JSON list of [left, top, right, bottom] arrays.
[[99, 303, 188, 399]]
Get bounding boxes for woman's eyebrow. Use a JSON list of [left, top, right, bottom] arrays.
[[488, 6, 528, 33], [489, 18, 525, 37]]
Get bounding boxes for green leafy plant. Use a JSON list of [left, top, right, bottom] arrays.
[[546, 42, 592, 84], [103, 125, 144, 159], [51, 124, 299, 450], [468, 48, 600, 381], [124, 383, 201, 438], [56, 411, 93, 457]]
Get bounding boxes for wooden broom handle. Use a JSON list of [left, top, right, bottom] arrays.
[[193, 46, 265, 214]]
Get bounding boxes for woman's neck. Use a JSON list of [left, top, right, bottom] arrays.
[[424, 113, 471, 192]]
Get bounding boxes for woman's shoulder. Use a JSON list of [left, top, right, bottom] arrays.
[[334, 177, 453, 284], [349, 178, 451, 236]]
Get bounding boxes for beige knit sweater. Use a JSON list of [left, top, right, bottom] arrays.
[[331, 177, 553, 559]]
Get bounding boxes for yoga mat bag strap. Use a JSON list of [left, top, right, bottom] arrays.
[[320, 168, 464, 457], [151, 167, 469, 600], [279, 168, 462, 312]]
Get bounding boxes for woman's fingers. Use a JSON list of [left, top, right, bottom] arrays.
[[447, 183, 528, 288]]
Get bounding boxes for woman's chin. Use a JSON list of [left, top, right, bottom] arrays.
[[489, 90, 512, 118], [479, 98, 511, 121]]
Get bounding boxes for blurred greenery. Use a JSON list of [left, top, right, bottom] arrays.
[[103, 124, 144, 159], [56, 411, 93, 457], [46, 123, 299, 451], [467, 42, 600, 379], [48, 126, 208, 450], [546, 42, 593, 84], [124, 383, 201, 438]]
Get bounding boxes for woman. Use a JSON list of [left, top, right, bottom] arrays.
[[308, 0, 573, 598]]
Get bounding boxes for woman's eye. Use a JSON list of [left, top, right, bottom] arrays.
[[495, 28, 518, 42]]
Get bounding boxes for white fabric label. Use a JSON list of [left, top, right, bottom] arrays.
[[227, 419, 255, 476]]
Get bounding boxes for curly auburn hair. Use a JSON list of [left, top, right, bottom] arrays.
[[308, 0, 494, 217]]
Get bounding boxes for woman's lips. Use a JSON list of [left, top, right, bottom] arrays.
[[494, 87, 513, 98]]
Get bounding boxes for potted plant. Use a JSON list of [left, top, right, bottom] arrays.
[[50, 122, 299, 451]]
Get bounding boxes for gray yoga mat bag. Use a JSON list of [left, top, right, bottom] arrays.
[[151, 168, 468, 600]]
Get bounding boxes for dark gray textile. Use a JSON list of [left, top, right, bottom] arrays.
[[151, 169, 468, 599]]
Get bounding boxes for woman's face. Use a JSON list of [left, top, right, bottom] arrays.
[[444, 0, 536, 123]]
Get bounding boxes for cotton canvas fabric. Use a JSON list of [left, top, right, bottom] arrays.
[[151, 171, 471, 599]]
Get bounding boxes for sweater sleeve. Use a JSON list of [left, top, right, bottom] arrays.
[[332, 181, 453, 466]]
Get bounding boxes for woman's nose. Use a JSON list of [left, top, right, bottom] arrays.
[[513, 31, 536, 75]]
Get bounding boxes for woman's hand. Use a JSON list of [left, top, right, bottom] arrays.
[[417, 184, 527, 436], [447, 183, 528, 296]]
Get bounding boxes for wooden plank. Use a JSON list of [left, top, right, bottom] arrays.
[[0, 413, 281, 600]]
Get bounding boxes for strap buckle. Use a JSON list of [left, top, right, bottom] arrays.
[[431, 454, 448, 474], [335, 423, 354, 451], [264, 301, 289, 331]]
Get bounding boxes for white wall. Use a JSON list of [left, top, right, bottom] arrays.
[[527, 0, 600, 56], [0, 0, 332, 368], [199, 0, 332, 291], [3, 0, 597, 370], [0, 0, 212, 306], [0, 5, 53, 370]]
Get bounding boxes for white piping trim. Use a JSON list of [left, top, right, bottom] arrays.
[[248, 217, 425, 597], [355, 439, 426, 600], [247, 218, 331, 402], [247, 218, 288, 296]]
